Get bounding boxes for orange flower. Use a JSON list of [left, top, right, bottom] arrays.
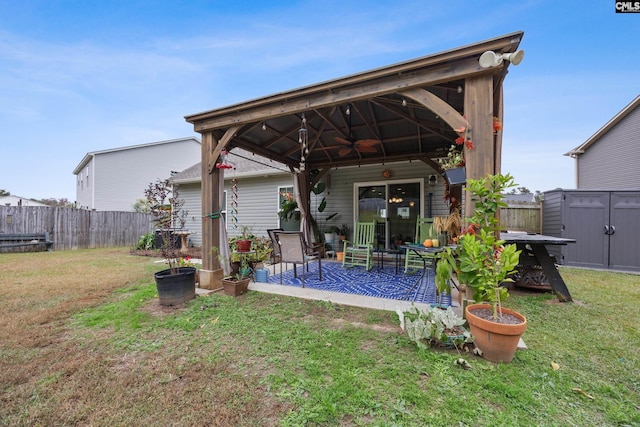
[[493, 116, 503, 133]]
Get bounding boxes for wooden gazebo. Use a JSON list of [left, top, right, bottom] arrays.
[[185, 31, 525, 288]]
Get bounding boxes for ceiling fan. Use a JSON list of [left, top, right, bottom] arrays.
[[329, 107, 381, 157]]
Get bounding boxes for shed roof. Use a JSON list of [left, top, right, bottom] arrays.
[[172, 148, 288, 184]]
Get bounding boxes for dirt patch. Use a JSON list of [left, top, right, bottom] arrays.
[[329, 318, 400, 333]]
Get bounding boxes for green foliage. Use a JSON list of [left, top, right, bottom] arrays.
[[132, 198, 151, 213], [436, 173, 521, 319], [397, 305, 472, 349], [134, 232, 155, 250]]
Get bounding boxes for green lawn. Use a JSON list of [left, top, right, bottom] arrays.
[[0, 249, 638, 426]]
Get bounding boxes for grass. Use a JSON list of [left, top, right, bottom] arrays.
[[0, 248, 639, 426]]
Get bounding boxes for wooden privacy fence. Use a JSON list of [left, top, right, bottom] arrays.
[[0, 206, 153, 251], [499, 205, 542, 233]]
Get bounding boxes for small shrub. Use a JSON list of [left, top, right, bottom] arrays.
[[135, 233, 155, 250]]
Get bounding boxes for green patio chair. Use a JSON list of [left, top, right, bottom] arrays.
[[342, 221, 376, 271], [404, 217, 437, 273]]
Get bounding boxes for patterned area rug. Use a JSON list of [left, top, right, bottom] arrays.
[[265, 261, 451, 306]]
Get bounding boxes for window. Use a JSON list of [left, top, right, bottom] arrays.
[[278, 186, 299, 231]]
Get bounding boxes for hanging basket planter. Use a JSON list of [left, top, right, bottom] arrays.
[[444, 167, 466, 186]]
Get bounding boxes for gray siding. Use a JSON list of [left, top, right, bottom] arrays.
[[321, 162, 449, 229], [75, 159, 94, 209], [577, 105, 640, 189], [180, 173, 294, 247], [180, 161, 446, 248], [92, 139, 201, 211]]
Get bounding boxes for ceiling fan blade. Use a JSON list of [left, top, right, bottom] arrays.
[[356, 139, 381, 147], [338, 147, 352, 157], [334, 137, 353, 146], [357, 146, 378, 153]]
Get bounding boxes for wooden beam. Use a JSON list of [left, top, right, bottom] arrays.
[[191, 59, 483, 132], [208, 125, 240, 173], [399, 88, 469, 133], [186, 31, 524, 129]]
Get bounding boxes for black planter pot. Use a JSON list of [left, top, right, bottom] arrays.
[[154, 266, 197, 306], [444, 167, 466, 186]]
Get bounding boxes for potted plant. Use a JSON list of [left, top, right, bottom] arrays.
[[438, 144, 466, 185], [338, 224, 351, 241], [435, 173, 525, 363], [145, 178, 196, 306], [234, 225, 253, 252], [221, 255, 252, 296], [323, 225, 338, 244]]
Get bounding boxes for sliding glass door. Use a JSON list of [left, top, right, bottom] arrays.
[[356, 180, 422, 250]]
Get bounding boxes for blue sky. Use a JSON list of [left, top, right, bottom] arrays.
[[1, 1, 638, 201]]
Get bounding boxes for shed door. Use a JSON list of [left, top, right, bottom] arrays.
[[563, 192, 609, 269], [609, 192, 640, 272]]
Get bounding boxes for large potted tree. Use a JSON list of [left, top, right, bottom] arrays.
[[145, 178, 196, 306], [436, 173, 525, 363]]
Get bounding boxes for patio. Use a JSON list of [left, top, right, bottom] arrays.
[[251, 258, 461, 314]]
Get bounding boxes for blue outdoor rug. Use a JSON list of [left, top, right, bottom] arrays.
[[266, 261, 451, 306]]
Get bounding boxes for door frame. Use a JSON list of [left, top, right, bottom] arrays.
[[353, 178, 425, 250]]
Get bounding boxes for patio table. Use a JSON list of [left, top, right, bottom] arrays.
[[400, 244, 450, 301], [374, 248, 403, 274], [500, 232, 576, 302]]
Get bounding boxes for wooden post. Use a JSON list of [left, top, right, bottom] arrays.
[[463, 74, 495, 216], [200, 131, 223, 290]]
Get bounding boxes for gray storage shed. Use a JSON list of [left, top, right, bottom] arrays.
[[543, 189, 640, 272]]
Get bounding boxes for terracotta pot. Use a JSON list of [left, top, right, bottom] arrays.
[[465, 303, 527, 363], [336, 251, 344, 262], [235, 239, 252, 252], [222, 277, 250, 296]]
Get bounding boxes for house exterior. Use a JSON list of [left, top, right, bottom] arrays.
[[565, 95, 640, 189], [172, 149, 453, 250], [0, 195, 48, 207], [171, 149, 292, 247], [73, 137, 201, 211]]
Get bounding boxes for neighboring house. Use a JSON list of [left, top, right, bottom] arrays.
[[73, 137, 201, 211], [503, 193, 536, 205], [172, 149, 452, 249], [542, 95, 640, 271], [565, 94, 640, 189], [0, 195, 48, 207]]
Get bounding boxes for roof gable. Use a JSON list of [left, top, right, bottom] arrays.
[[565, 95, 640, 157], [73, 137, 201, 174]]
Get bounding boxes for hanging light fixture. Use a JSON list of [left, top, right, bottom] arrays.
[[298, 113, 308, 172]]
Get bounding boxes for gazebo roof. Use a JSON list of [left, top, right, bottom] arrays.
[[185, 31, 524, 173]]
